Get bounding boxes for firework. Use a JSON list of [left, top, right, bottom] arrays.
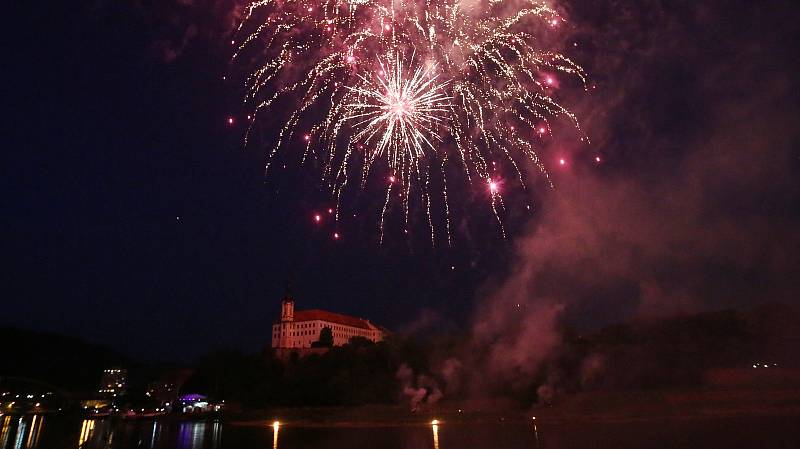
[[345, 54, 451, 177], [233, 0, 587, 244]]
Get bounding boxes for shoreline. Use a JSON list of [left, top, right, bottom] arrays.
[[227, 386, 800, 427]]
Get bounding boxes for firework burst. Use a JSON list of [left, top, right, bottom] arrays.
[[346, 55, 451, 175], [232, 0, 587, 244]]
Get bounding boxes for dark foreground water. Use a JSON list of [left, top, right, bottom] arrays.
[[2, 414, 799, 449]]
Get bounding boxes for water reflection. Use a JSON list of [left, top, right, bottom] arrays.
[[175, 420, 222, 449], [3, 413, 795, 449], [178, 422, 206, 449], [0, 416, 11, 448], [211, 420, 221, 448], [24, 416, 43, 449], [78, 419, 95, 447], [0, 415, 45, 449], [149, 420, 161, 448], [12, 417, 26, 449]]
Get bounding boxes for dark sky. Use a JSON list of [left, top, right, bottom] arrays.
[[3, 0, 799, 362]]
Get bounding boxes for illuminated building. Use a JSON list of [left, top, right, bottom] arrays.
[[271, 290, 385, 349], [178, 394, 222, 414], [98, 368, 127, 397]]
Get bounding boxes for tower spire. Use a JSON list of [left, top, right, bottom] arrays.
[[284, 279, 293, 302]]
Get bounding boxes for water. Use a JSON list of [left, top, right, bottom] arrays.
[[1, 414, 798, 449]]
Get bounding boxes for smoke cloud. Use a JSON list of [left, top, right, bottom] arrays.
[[396, 363, 444, 410], [398, 0, 799, 405]]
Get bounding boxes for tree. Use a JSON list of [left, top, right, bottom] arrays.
[[311, 327, 334, 348]]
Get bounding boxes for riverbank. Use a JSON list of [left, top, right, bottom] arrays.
[[227, 386, 800, 427]]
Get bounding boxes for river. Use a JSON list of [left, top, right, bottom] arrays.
[[1, 414, 798, 448]]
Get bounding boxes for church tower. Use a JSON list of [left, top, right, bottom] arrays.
[[280, 287, 294, 322], [277, 285, 295, 348]]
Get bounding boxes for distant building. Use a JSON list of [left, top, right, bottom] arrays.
[[271, 290, 385, 349], [98, 368, 127, 398], [178, 394, 223, 414]]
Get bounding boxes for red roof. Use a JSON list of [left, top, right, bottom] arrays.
[[292, 309, 375, 330]]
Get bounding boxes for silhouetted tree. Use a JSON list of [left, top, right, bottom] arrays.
[[311, 327, 334, 348]]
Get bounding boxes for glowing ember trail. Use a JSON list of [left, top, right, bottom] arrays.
[[232, 0, 588, 244]]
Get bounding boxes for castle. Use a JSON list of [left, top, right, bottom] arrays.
[[271, 291, 385, 349]]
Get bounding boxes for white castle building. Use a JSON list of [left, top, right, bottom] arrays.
[[271, 291, 385, 349]]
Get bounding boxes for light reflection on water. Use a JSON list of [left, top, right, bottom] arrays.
[[1, 413, 798, 449], [11, 418, 25, 449], [177, 421, 221, 449], [149, 421, 161, 448], [0, 416, 11, 448], [0, 415, 44, 449], [272, 421, 279, 449], [25, 416, 43, 449], [78, 419, 95, 447], [0, 417, 224, 449]]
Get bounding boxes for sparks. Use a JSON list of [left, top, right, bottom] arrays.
[[345, 55, 451, 174], [234, 0, 588, 243]]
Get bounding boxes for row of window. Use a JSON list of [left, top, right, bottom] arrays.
[[272, 321, 374, 339]]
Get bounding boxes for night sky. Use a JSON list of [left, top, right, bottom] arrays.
[[4, 0, 799, 362]]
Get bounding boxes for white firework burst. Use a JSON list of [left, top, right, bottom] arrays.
[[345, 55, 452, 174]]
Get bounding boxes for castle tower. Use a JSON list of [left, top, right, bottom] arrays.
[[280, 286, 294, 322], [277, 285, 295, 348]]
